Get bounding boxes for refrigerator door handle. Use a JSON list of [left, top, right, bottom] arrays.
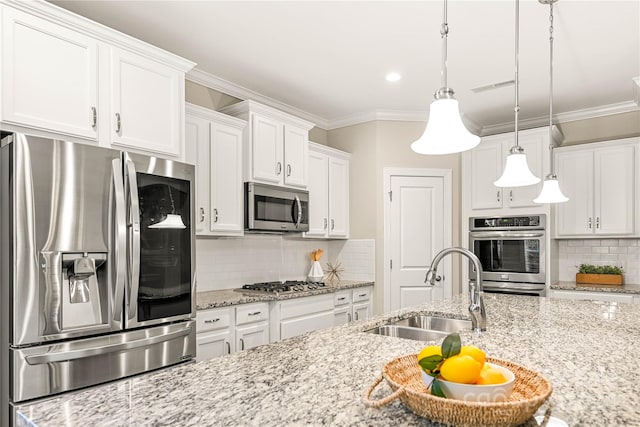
[[124, 158, 141, 323], [24, 328, 191, 365], [111, 158, 126, 323]]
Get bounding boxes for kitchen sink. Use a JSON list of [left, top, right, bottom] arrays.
[[367, 325, 449, 342], [366, 316, 472, 342], [391, 316, 472, 333]]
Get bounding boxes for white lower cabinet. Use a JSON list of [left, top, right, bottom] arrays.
[[550, 290, 636, 304], [334, 286, 373, 326], [274, 294, 335, 341], [236, 323, 270, 351]]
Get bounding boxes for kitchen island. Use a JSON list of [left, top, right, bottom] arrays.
[[15, 294, 640, 426]]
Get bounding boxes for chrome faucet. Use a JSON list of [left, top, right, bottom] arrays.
[[425, 247, 487, 332]]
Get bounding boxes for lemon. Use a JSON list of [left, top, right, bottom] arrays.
[[417, 345, 442, 362], [459, 345, 486, 367], [475, 365, 507, 385], [439, 354, 482, 384]]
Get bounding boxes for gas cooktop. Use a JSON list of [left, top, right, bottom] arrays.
[[239, 280, 326, 295]]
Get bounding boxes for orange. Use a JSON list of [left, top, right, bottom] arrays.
[[475, 365, 507, 385], [439, 354, 482, 384]]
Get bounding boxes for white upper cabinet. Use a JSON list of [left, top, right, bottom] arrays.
[[464, 127, 549, 213], [219, 100, 314, 189], [1, 7, 98, 139], [304, 142, 350, 239], [109, 49, 183, 157], [555, 138, 638, 237], [185, 103, 246, 237], [0, 1, 194, 159]]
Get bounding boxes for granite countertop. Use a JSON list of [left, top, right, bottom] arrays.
[[15, 294, 640, 426], [196, 280, 375, 310], [551, 280, 640, 295]]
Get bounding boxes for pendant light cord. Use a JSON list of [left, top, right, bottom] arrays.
[[514, 0, 520, 148], [440, 0, 449, 90], [548, 1, 556, 177]]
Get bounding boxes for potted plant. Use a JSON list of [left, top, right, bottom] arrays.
[[576, 264, 624, 286]]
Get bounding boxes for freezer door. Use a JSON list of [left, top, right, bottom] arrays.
[[123, 152, 196, 329], [5, 134, 126, 346], [10, 321, 195, 403]]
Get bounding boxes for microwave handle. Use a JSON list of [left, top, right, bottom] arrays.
[[294, 195, 302, 228], [470, 232, 544, 239]]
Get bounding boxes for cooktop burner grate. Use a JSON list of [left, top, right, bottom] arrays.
[[240, 280, 326, 294]]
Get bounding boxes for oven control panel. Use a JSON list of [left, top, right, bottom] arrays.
[[470, 215, 545, 230]]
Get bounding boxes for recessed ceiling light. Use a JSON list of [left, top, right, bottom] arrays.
[[385, 72, 401, 82]]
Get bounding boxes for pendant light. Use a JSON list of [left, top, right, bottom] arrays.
[[149, 184, 186, 229], [410, 0, 480, 155], [534, 0, 569, 203], [494, 0, 541, 187]]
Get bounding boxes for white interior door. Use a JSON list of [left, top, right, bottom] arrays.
[[388, 174, 450, 311]]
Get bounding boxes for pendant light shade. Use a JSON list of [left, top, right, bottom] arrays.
[[533, 175, 568, 203], [410, 0, 479, 155], [410, 97, 480, 155], [494, 146, 541, 187], [534, 0, 569, 204], [494, 0, 540, 188], [149, 213, 186, 229]]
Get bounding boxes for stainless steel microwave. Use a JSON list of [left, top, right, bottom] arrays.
[[245, 182, 309, 232]]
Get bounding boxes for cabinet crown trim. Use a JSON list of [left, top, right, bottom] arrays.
[[2, 0, 195, 72], [309, 141, 351, 159], [220, 100, 315, 131], [186, 103, 247, 129]]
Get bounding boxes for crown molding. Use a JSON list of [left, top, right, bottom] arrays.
[[186, 68, 329, 129], [480, 101, 640, 136]]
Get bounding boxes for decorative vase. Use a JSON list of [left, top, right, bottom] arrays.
[[308, 261, 324, 282]]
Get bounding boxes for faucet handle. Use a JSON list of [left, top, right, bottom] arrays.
[[424, 268, 440, 286]]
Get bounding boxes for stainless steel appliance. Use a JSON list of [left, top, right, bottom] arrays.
[[1, 134, 196, 425], [245, 182, 309, 232], [239, 280, 326, 296], [469, 215, 546, 296]]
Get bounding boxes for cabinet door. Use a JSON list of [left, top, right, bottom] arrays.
[[283, 124, 308, 188], [352, 301, 372, 322], [470, 142, 503, 210], [110, 48, 182, 157], [251, 114, 283, 184], [305, 151, 329, 237], [595, 145, 635, 235], [328, 156, 349, 238], [555, 150, 594, 236], [333, 306, 351, 326], [185, 114, 211, 235], [508, 135, 544, 208], [280, 311, 335, 340], [236, 322, 269, 351], [1, 8, 98, 139], [210, 121, 244, 235], [196, 330, 233, 361]]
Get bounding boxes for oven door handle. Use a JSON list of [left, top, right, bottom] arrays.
[[470, 232, 544, 239]]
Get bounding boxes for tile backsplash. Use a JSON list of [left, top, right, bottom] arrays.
[[195, 236, 375, 292], [558, 239, 640, 284]]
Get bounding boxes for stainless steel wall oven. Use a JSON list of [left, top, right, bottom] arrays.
[[469, 215, 546, 296]]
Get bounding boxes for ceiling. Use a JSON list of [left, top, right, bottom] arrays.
[[49, 1, 640, 132]]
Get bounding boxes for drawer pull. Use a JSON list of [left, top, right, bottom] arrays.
[[358, 294, 367, 298], [204, 318, 220, 324], [248, 311, 261, 316], [337, 297, 346, 301]]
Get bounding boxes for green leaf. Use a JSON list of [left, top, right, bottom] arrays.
[[418, 354, 444, 372], [431, 379, 446, 398], [441, 333, 461, 358]]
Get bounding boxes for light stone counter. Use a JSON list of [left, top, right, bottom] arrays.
[[196, 280, 375, 310], [551, 280, 640, 295], [15, 294, 640, 426]]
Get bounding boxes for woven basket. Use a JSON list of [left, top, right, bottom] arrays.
[[364, 354, 552, 427]]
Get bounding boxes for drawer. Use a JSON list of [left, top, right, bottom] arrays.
[[334, 290, 351, 306], [236, 302, 269, 325], [352, 286, 372, 303], [279, 294, 334, 320], [196, 307, 232, 333]]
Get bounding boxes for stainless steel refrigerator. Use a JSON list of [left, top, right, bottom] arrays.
[[0, 133, 197, 425]]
